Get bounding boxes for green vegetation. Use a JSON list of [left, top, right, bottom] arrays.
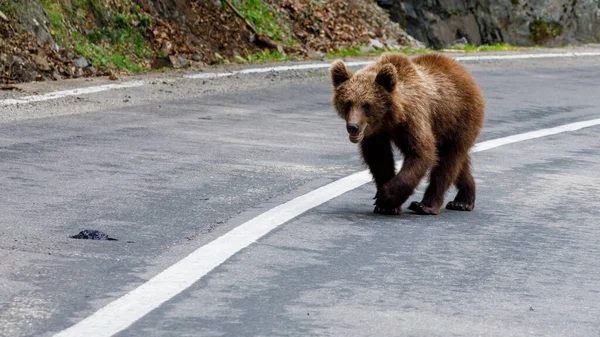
[[0, 1, 16, 17], [323, 44, 523, 60], [227, 0, 297, 46], [529, 19, 563, 45], [245, 50, 291, 62], [308, 71, 327, 77], [325, 46, 372, 58], [322, 42, 529, 60], [40, 0, 153, 73], [215, 49, 292, 65], [449, 43, 521, 52], [325, 45, 430, 59]]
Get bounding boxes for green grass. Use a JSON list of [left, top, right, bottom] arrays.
[[72, 32, 146, 72], [0, 1, 16, 18], [40, 0, 153, 73], [325, 45, 430, 59], [308, 71, 327, 77], [325, 46, 372, 58], [41, 0, 67, 39], [322, 43, 532, 60], [219, 49, 292, 64], [228, 0, 296, 45], [449, 43, 520, 52], [246, 50, 291, 62]]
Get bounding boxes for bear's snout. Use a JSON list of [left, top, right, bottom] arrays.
[[346, 123, 360, 135], [346, 123, 365, 143]]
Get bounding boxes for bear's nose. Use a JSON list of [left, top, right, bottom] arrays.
[[346, 123, 360, 135]]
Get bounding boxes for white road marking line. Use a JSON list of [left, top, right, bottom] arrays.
[[183, 61, 371, 79], [473, 118, 600, 152], [455, 51, 600, 62], [53, 117, 600, 337], [2, 51, 599, 107], [0, 81, 145, 106], [183, 51, 600, 80]]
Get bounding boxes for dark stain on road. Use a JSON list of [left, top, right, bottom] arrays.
[[70, 230, 118, 241]]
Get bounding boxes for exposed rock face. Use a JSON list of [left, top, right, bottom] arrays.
[[379, 0, 600, 48], [7, 0, 55, 45]]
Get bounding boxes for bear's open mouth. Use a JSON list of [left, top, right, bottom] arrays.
[[348, 125, 367, 143], [349, 132, 363, 143]]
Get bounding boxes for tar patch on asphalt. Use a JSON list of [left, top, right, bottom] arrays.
[[70, 230, 118, 241]]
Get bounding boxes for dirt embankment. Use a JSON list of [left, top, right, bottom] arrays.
[[0, 0, 421, 85]]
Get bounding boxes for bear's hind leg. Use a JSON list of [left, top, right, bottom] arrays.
[[409, 146, 466, 215], [446, 156, 476, 211]]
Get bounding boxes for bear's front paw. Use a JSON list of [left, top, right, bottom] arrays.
[[373, 186, 402, 210], [373, 205, 402, 215], [445, 201, 474, 211]]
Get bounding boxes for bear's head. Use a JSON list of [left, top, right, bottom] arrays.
[[330, 59, 399, 143]]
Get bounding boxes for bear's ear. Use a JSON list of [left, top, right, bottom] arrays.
[[375, 64, 398, 92], [330, 60, 352, 87]]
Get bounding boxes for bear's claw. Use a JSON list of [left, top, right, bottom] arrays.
[[445, 201, 474, 211], [408, 201, 440, 215], [373, 205, 402, 215]]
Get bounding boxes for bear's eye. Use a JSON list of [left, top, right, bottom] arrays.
[[363, 103, 372, 116], [344, 101, 352, 112]]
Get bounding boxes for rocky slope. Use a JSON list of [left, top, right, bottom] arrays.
[[0, 0, 420, 84], [379, 0, 600, 48]]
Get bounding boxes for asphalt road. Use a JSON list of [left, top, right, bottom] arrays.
[[1, 50, 600, 337]]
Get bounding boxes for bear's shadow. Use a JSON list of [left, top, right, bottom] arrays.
[[317, 207, 429, 224]]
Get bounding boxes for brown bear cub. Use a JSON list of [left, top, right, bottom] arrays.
[[330, 53, 485, 215]]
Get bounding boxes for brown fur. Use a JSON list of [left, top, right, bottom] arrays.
[[330, 53, 485, 215]]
